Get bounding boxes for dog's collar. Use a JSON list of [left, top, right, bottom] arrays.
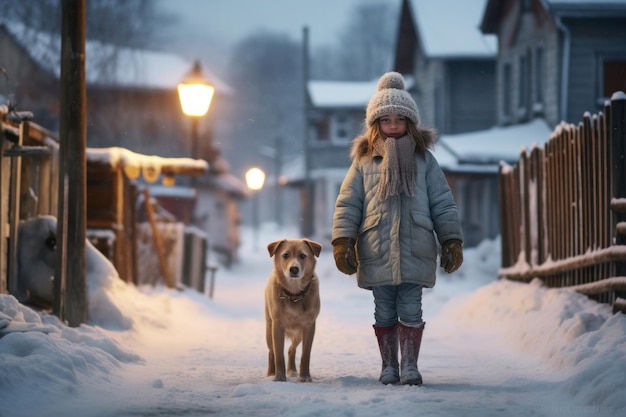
[[279, 281, 312, 303]]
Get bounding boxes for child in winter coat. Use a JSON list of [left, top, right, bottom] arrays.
[[331, 71, 464, 386]]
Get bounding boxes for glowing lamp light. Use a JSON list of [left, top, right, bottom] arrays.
[[245, 167, 266, 191], [178, 83, 214, 116], [178, 61, 215, 117]]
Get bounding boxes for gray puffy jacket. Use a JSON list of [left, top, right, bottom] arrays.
[[332, 135, 462, 289]]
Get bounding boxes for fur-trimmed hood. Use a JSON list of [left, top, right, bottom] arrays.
[[349, 130, 437, 161]]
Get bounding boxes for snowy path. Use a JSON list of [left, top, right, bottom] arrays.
[[32, 241, 593, 417], [3, 228, 623, 417]]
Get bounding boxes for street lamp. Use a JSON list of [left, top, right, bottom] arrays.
[[245, 167, 266, 250], [178, 60, 215, 159]]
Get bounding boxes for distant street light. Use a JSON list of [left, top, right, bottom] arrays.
[[178, 60, 215, 160], [245, 167, 266, 250]]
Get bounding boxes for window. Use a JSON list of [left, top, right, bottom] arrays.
[[311, 113, 329, 142], [602, 59, 626, 100], [330, 112, 352, 145]]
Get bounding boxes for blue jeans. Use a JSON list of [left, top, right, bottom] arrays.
[[372, 283, 423, 327]]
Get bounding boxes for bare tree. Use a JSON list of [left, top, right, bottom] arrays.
[[222, 31, 304, 176], [0, 0, 170, 86], [311, 1, 396, 81], [0, 0, 168, 48]]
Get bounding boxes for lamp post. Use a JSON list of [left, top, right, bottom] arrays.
[[245, 167, 266, 250], [177, 60, 215, 161]]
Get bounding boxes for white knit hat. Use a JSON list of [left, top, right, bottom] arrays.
[[366, 72, 419, 127]]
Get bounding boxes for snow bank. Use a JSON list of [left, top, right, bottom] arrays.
[[439, 278, 626, 411]]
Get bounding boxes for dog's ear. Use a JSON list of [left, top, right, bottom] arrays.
[[267, 239, 286, 257], [304, 239, 322, 257]]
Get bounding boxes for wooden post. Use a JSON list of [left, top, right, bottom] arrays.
[[6, 122, 25, 296], [610, 91, 626, 305], [55, 0, 87, 326], [611, 92, 626, 245], [206, 265, 218, 298]]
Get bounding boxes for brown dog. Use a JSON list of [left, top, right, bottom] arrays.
[[265, 238, 322, 382]]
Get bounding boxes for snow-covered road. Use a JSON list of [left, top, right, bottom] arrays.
[[1, 227, 624, 417]]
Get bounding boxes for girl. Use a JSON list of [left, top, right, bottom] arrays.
[[331, 72, 463, 386]]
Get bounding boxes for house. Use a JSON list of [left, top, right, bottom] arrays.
[[0, 20, 248, 267], [303, 79, 378, 239], [0, 20, 231, 158], [295, 0, 498, 243], [480, 0, 626, 127], [392, 0, 503, 246], [392, 0, 626, 246], [431, 119, 552, 246], [394, 0, 497, 135]]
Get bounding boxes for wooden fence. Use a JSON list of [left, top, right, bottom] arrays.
[[498, 91, 626, 313]]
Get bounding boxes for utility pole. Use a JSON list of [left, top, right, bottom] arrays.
[[55, 0, 87, 326], [301, 26, 314, 237]]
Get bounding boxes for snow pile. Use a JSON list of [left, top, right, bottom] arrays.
[[441, 278, 626, 410], [0, 295, 141, 404]]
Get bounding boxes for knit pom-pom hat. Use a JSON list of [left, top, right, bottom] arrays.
[[365, 72, 420, 127]]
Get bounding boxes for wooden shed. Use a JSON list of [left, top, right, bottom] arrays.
[[86, 147, 208, 288], [1, 108, 59, 297]]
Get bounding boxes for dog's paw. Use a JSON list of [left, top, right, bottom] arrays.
[[273, 374, 287, 382], [299, 375, 312, 383]]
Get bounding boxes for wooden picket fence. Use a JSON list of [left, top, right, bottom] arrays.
[[498, 91, 626, 313]]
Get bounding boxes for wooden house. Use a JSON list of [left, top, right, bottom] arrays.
[[390, 0, 501, 246], [303, 79, 377, 239], [391, 0, 626, 246], [291, 0, 499, 243], [394, 0, 497, 135], [0, 20, 247, 268], [480, 0, 626, 127]]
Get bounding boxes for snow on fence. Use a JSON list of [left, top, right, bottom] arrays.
[[498, 91, 626, 313]]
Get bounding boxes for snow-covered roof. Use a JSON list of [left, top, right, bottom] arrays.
[[308, 76, 415, 109], [0, 21, 231, 93], [410, 0, 496, 58], [86, 146, 208, 182], [434, 118, 553, 172], [308, 80, 378, 108]]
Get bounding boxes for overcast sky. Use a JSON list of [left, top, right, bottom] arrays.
[[156, 0, 370, 74]]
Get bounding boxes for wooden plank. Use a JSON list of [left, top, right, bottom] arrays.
[[5, 124, 23, 296], [142, 188, 174, 288]]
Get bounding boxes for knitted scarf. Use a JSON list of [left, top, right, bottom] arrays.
[[373, 135, 417, 200]]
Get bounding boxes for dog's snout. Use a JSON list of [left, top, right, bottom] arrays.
[[289, 266, 300, 276]]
